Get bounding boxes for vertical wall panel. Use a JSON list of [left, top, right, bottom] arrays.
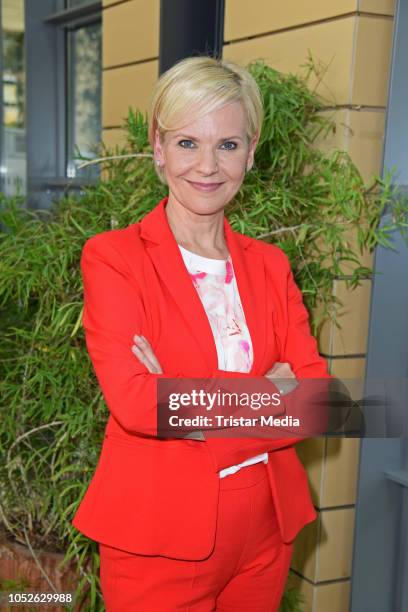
[[318, 280, 372, 357], [316, 109, 386, 183], [102, 60, 158, 127], [102, 0, 160, 129], [291, 508, 355, 581], [351, 16, 393, 105], [103, 0, 159, 68]]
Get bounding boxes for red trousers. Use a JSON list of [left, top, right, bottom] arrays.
[[99, 461, 294, 611]]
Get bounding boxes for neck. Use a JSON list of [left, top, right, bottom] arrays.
[[165, 195, 229, 259]]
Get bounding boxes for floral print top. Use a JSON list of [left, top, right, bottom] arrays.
[[178, 244, 254, 372]]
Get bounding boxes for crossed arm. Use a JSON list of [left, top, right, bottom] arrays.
[[131, 333, 299, 440]]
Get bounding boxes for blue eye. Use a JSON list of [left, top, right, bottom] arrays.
[[178, 140, 195, 148], [221, 141, 237, 150]]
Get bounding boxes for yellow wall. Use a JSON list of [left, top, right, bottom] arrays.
[[101, 2, 396, 609], [101, 0, 160, 148]]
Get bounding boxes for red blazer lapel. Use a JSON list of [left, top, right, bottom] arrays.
[[139, 196, 268, 375]]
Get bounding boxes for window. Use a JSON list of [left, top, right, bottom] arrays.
[[22, 0, 102, 208], [0, 0, 26, 196], [66, 19, 102, 179]]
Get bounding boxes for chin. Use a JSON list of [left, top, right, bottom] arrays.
[[183, 198, 227, 216]]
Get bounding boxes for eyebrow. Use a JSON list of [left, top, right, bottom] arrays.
[[171, 133, 244, 142]]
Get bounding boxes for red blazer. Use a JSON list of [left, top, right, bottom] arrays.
[[71, 196, 331, 560]]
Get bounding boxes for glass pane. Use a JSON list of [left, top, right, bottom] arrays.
[[66, 0, 96, 8], [1, 0, 26, 196], [66, 22, 102, 179]]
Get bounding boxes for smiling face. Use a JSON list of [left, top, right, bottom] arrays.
[[153, 100, 258, 216]]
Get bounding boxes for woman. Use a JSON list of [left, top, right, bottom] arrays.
[[71, 56, 331, 611]]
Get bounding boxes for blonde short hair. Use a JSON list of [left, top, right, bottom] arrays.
[[148, 56, 264, 183]]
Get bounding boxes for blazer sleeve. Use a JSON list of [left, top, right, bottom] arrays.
[[80, 234, 181, 437]]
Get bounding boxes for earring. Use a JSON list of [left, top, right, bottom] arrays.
[[155, 159, 162, 167]]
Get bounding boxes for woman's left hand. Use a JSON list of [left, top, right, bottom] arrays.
[[131, 334, 163, 374]]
